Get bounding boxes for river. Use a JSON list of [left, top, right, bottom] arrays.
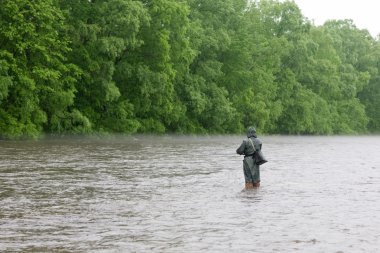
[[1, 135, 380, 252]]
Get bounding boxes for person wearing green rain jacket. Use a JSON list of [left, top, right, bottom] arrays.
[[236, 127, 263, 189]]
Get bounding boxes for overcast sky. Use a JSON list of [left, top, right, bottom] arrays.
[[292, 0, 380, 37]]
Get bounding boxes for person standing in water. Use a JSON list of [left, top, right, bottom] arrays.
[[236, 127, 263, 189]]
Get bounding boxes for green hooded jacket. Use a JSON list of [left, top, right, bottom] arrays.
[[236, 127, 262, 156]]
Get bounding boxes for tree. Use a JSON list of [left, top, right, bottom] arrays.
[[59, 0, 149, 133], [322, 20, 371, 133], [0, 0, 86, 138], [176, 0, 247, 133]]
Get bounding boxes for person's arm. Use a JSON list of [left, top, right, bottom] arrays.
[[236, 140, 246, 155]]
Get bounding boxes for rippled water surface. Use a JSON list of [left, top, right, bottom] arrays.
[[1, 135, 380, 252]]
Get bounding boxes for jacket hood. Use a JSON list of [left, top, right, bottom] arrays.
[[247, 127, 257, 138]]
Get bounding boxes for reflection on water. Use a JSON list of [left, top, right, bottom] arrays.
[[1, 135, 380, 252]]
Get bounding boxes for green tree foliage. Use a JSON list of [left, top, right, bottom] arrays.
[[359, 41, 380, 131], [58, 0, 149, 133], [0, 0, 87, 138], [322, 20, 371, 133], [1, 0, 380, 138], [114, 0, 193, 133], [173, 0, 245, 133]]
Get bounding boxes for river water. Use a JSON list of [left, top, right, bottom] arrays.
[[0, 135, 379, 252]]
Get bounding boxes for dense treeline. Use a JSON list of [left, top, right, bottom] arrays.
[[1, 0, 380, 138]]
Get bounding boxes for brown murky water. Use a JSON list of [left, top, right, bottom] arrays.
[[1, 135, 380, 252]]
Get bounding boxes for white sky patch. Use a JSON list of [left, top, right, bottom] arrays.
[[292, 0, 380, 37]]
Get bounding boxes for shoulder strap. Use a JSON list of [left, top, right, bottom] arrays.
[[248, 138, 256, 151]]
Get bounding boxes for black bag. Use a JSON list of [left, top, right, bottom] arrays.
[[254, 150, 268, 165], [248, 138, 267, 165]]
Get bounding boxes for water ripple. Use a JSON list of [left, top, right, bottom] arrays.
[[1, 135, 380, 252]]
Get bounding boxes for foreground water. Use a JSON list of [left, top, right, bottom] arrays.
[[0, 135, 380, 252]]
